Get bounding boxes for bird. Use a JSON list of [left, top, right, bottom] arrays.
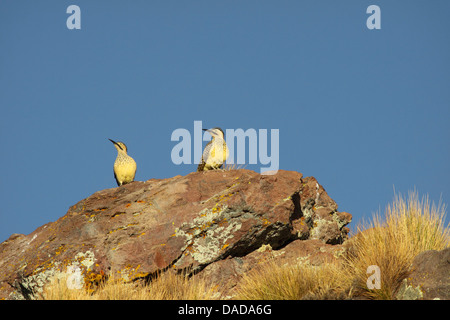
[[109, 139, 137, 186], [197, 127, 229, 172]]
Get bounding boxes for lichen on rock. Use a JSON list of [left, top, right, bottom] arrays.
[[0, 169, 352, 299]]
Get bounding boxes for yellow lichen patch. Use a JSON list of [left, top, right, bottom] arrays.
[[55, 245, 67, 256], [107, 223, 138, 234], [118, 265, 149, 281], [84, 269, 107, 294], [256, 244, 272, 252], [210, 192, 234, 214]]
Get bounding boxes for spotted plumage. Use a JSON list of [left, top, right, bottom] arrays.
[[197, 128, 229, 172], [109, 139, 137, 186]]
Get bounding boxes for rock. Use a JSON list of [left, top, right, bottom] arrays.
[[199, 239, 347, 296], [0, 169, 351, 299], [395, 279, 423, 300], [398, 248, 450, 300]]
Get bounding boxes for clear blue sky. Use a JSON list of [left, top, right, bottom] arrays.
[[1, 1, 449, 243]]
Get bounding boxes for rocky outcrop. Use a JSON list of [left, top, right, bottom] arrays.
[[0, 169, 351, 299]]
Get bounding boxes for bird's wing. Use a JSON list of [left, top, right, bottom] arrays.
[[114, 170, 120, 186], [197, 140, 212, 172]]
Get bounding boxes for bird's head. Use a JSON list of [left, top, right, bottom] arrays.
[[109, 139, 128, 153], [203, 127, 225, 140]]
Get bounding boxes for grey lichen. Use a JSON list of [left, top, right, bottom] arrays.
[[174, 205, 243, 265], [11, 250, 96, 300], [396, 279, 423, 300]]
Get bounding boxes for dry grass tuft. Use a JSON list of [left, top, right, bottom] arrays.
[[345, 191, 449, 299], [41, 270, 217, 300], [235, 260, 352, 300]]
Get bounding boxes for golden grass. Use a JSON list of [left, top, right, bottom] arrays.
[[41, 273, 92, 300], [236, 191, 448, 300], [345, 191, 449, 299], [41, 270, 218, 300], [235, 260, 352, 300]]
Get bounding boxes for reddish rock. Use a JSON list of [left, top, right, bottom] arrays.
[[397, 248, 450, 300], [199, 239, 347, 295], [0, 169, 351, 299]]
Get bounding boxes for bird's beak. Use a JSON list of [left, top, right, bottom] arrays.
[[109, 138, 123, 151], [202, 128, 214, 137]]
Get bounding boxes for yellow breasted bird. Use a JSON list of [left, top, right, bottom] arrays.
[[109, 139, 137, 186], [197, 127, 229, 172]]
